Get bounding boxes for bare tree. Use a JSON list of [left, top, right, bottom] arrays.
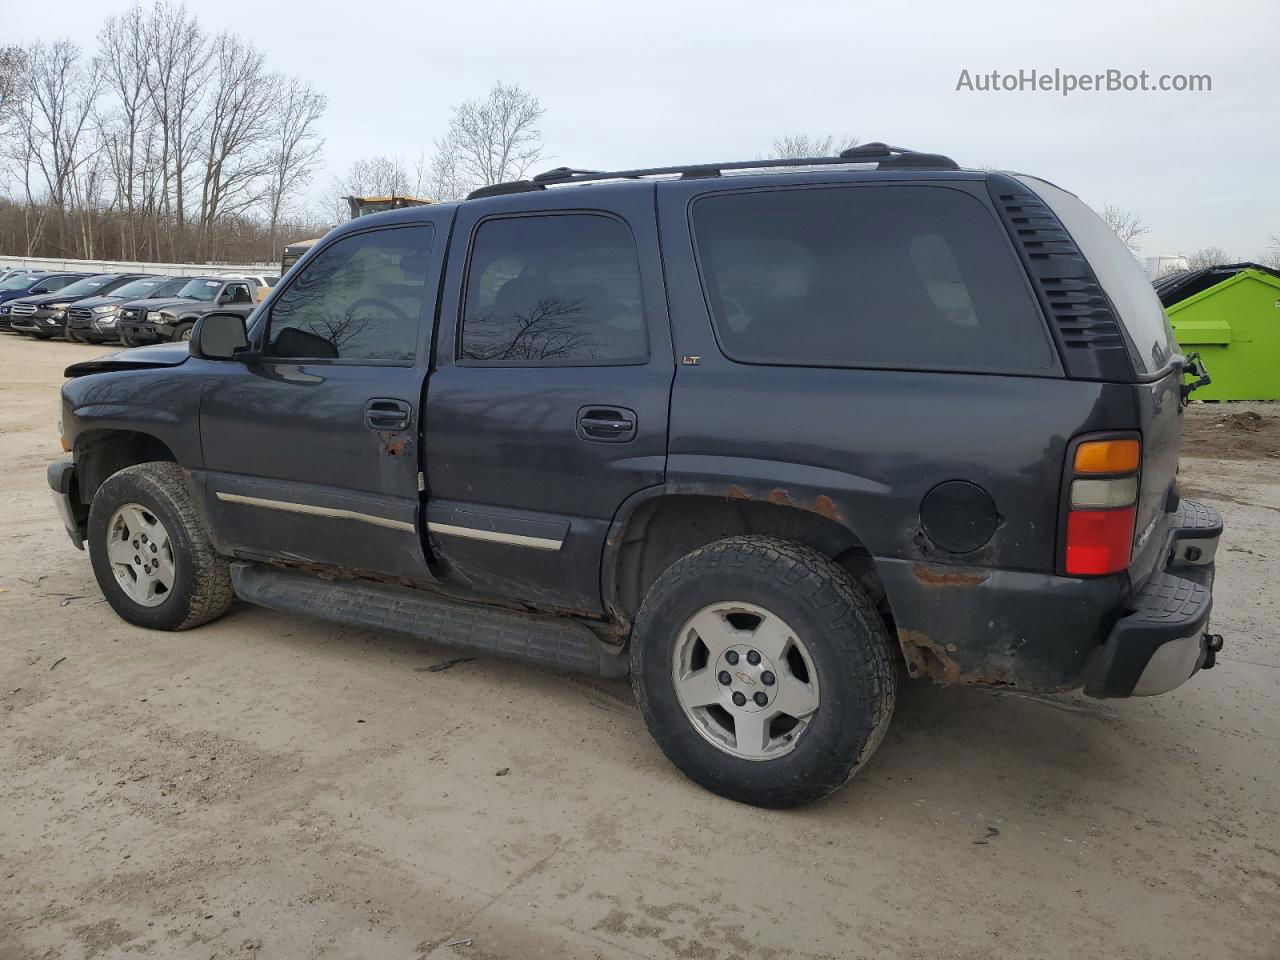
[[263, 77, 326, 256], [768, 134, 860, 159], [142, 0, 208, 257], [0, 46, 26, 131], [1100, 205, 1149, 254], [430, 82, 545, 196], [196, 32, 275, 258], [330, 155, 412, 219], [1182, 246, 1228, 271], [1260, 236, 1280, 270], [16, 40, 103, 255], [98, 5, 155, 258]]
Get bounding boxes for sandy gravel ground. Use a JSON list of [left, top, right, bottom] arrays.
[[1, 335, 1277, 960]]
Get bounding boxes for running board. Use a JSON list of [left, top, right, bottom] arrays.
[[230, 562, 628, 678]]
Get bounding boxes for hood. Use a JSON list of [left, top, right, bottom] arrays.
[[71, 294, 129, 310], [14, 291, 105, 308], [64, 342, 191, 378], [137, 296, 207, 314]]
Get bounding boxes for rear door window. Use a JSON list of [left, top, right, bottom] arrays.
[[691, 185, 1055, 373]]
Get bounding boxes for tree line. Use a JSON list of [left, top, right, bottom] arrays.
[[0, 2, 328, 264]]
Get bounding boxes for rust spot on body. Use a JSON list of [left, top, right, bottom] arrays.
[[379, 432, 407, 456], [812, 494, 843, 522], [912, 564, 989, 588], [897, 628, 1014, 688], [727, 484, 751, 501], [766, 489, 794, 506]]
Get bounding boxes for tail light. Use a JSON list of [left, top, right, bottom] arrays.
[[1063, 436, 1141, 576]]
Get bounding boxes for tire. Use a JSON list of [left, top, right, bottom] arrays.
[[66, 328, 86, 343], [120, 332, 141, 347], [87, 461, 233, 631], [631, 535, 896, 808], [172, 321, 194, 343]]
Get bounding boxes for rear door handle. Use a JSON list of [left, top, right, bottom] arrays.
[[365, 398, 412, 431], [577, 406, 637, 443]]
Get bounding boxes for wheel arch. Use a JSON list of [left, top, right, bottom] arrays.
[[603, 485, 893, 631], [75, 429, 178, 506]]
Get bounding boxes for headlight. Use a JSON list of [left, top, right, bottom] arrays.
[[92, 304, 118, 314], [146, 311, 163, 322]]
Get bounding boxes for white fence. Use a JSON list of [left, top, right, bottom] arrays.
[[0, 254, 275, 277]]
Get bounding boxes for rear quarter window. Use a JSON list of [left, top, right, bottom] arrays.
[[691, 184, 1056, 373], [1017, 176, 1176, 375]]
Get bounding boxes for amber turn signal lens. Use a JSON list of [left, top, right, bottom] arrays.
[[1074, 439, 1140, 474], [60, 435, 71, 452]]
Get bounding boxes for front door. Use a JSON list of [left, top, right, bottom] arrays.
[[197, 219, 444, 580], [423, 187, 674, 613]]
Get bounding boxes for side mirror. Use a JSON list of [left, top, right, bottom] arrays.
[[191, 312, 251, 361]]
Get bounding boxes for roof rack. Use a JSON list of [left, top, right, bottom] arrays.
[[465, 142, 960, 200]]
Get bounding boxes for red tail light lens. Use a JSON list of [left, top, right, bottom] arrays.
[[1065, 507, 1137, 575], [1063, 433, 1141, 577]]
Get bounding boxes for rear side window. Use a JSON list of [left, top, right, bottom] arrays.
[[267, 225, 434, 362], [1018, 176, 1175, 374], [692, 185, 1055, 372], [460, 214, 647, 365]]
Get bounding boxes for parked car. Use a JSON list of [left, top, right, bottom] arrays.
[[49, 144, 1223, 808], [0, 272, 88, 330], [118, 276, 259, 345], [65, 276, 185, 344], [9, 273, 148, 339]]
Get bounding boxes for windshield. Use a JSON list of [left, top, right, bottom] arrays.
[[109, 277, 170, 299], [174, 278, 223, 301], [0, 273, 40, 291], [152, 278, 189, 297], [56, 275, 116, 298]]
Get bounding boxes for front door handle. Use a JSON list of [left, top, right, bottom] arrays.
[[577, 406, 637, 443], [365, 398, 412, 431]]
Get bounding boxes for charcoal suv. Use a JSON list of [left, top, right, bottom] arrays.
[[49, 144, 1223, 807]]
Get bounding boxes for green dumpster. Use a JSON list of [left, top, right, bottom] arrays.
[[1156, 264, 1280, 401]]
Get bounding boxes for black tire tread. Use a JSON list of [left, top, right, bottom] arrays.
[[631, 535, 896, 808], [90, 461, 233, 630]]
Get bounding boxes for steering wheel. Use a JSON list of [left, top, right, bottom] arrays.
[[344, 297, 413, 325]]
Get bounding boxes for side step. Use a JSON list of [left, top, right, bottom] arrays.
[[231, 562, 629, 678]]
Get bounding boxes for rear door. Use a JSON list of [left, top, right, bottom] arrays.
[[424, 186, 674, 613], [197, 217, 446, 580]]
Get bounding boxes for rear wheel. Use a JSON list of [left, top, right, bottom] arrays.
[[87, 461, 233, 631], [631, 535, 896, 808]]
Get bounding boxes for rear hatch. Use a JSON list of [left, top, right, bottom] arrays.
[[1015, 176, 1184, 586]]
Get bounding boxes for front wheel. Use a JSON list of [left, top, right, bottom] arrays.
[[87, 461, 233, 631], [631, 536, 896, 808], [172, 322, 194, 343]]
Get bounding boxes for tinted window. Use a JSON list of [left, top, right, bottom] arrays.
[[267, 225, 434, 361], [1019, 176, 1175, 374], [692, 186, 1054, 372], [152, 278, 188, 297], [110, 276, 172, 299], [55, 275, 117, 297], [0, 273, 40, 291], [460, 214, 646, 364], [175, 278, 224, 301]]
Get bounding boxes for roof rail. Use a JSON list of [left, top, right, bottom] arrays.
[[464, 142, 960, 200]]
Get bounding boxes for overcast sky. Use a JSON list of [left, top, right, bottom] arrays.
[[9, 0, 1278, 259]]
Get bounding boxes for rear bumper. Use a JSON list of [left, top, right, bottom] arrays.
[[1082, 499, 1223, 697], [878, 498, 1222, 697]]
